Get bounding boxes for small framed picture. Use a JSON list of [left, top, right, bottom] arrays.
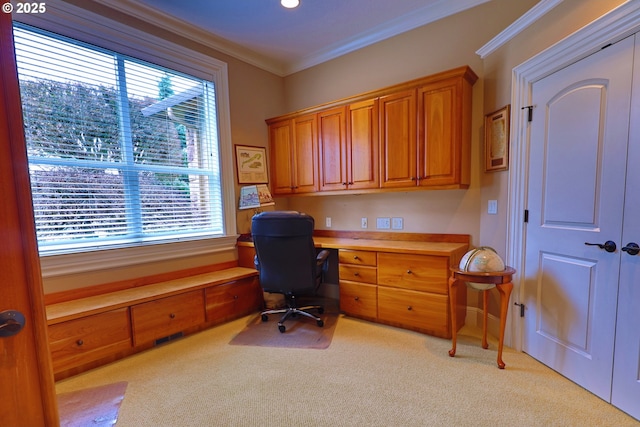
[[235, 145, 268, 184], [485, 105, 510, 172]]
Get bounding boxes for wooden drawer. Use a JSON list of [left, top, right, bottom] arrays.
[[339, 280, 377, 320], [339, 249, 377, 266], [48, 308, 132, 373], [339, 264, 377, 284], [205, 277, 262, 324], [131, 290, 205, 345], [378, 287, 450, 338], [377, 252, 449, 294]]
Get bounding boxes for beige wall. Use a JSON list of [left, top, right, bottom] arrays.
[[479, 0, 627, 256], [276, 0, 538, 249], [41, 0, 628, 296]]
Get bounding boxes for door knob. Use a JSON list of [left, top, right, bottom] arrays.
[[622, 242, 640, 256], [584, 241, 617, 252], [0, 310, 26, 337]]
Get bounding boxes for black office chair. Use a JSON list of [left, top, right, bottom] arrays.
[[252, 211, 329, 333]]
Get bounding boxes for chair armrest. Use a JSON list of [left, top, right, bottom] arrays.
[[316, 249, 330, 266]]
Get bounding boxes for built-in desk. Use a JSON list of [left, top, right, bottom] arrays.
[[237, 231, 469, 338]]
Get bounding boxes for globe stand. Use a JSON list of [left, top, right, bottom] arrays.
[[448, 267, 516, 369]]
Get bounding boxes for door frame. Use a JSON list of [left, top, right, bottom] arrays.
[[507, 1, 640, 352], [0, 14, 59, 426]]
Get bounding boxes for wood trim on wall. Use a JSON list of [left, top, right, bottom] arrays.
[[44, 260, 239, 305], [313, 230, 470, 244]]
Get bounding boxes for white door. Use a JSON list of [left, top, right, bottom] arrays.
[[611, 35, 640, 420], [523, 35, 634, 401]]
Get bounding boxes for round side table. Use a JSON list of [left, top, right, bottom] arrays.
[[448, 266, 516, 369]]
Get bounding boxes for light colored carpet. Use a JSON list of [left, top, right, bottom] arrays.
[[56, 314, 639, 426]]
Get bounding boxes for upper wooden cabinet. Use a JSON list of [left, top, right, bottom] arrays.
[[266, 66, 477, 195], [417, 75, 473, 189], [318, 100, 379, 192], [380, 89, 417, 188], [268, 113, 318, 195]]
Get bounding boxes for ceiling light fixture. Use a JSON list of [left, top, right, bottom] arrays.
[[281, 0, 300, 9]]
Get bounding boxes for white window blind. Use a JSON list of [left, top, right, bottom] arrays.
[[13, 23, 225, 254]]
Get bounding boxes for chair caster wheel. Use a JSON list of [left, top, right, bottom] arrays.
[[317, 307, 324, 314], [261, 314, 268, 322], [278, 324, 286, 333], [317, 319, 324, 327]]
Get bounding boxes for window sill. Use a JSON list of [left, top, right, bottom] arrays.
[[39, 236, 238, 278]]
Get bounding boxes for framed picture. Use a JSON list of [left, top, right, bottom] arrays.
[[485, 105, 510, 172], [235, 145, 268, 184]]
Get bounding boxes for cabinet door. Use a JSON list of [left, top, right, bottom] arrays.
[[292, 113, 319, 193], [347, 99, 379, 190], [377, 252, 449, 294], [268, 119, 295, 195], [48, 308, 132, 374], [318, 106, 348, 191], [205, 278, 262, 325], [418, 76, 471, 188], [131, 290, 205, 346], [380, 89, 417, 188], [339, 280, 377, 320], [378, 287, 450, 338]]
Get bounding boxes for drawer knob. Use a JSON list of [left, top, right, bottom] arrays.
[[76, 339, 84, 346], [354, 296, 360, 301], [407, 306, 412, 311], [234, 295, 239, 300], [169, 313, 176, 319], [406, 269, 412, 274], [353, 256, 359, 260], [353, 272, 360, 276]]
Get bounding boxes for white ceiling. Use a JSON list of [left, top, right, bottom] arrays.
[[103, 0, 492, 76]]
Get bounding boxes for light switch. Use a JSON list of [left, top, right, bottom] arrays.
[[488, 200, 498, 215]]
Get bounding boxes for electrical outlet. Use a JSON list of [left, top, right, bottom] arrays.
[[361, 217, 368, 228], [391, 217, 403, 230], [325, 217, 332, 227], [376, 217, 391, 229]]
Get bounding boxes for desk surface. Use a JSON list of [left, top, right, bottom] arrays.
[[238, 236, 468, 257]]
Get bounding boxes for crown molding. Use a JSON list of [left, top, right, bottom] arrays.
[[476, 0, 564, 59], [287, 0, 491, 75], [90, 0, 287, 76], [91, 0, 490, 77]]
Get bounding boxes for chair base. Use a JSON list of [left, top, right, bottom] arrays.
[[261, 303, 324, 333]]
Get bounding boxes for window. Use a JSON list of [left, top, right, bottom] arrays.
[[13, 23, 228, 254]]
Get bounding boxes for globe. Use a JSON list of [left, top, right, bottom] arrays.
[[459, 246, 505, 290]]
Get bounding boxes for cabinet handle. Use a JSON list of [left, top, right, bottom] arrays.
[[169, 313, 176, 319], [76, 339, 84, 346]]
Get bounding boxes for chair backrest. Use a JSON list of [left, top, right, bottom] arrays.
[[251, 211, 319, 295]]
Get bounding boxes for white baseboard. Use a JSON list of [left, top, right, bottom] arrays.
[[465, 306, 500, 339]]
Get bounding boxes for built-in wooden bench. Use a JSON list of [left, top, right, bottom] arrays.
[[46, 265, 260, 380]]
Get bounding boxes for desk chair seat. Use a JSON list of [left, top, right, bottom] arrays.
[[252, 211, 329, 333]]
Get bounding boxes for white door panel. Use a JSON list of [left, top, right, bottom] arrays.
[[524, 36, 634, 400], [611, 33, 640, 420]]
